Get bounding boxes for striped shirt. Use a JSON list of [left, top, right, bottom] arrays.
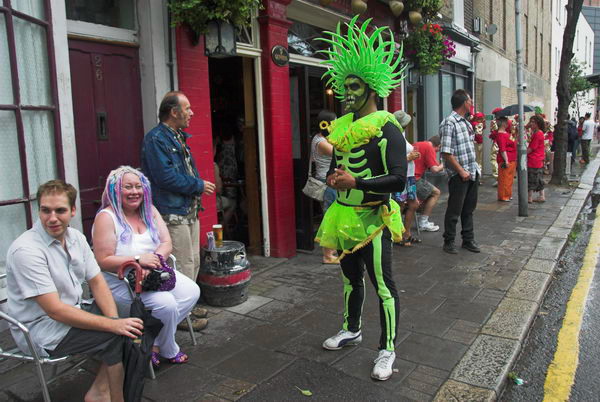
[[439, 111, 481, 180]]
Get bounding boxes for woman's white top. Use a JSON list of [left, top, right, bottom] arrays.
[[405, 133, 415, 177], [311, 134, 333, 181], [98, 208, 158, 286]]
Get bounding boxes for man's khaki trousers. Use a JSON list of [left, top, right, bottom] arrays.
[[167, 220, 200, 282]]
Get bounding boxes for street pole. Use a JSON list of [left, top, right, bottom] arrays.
[[515, 0, 528, 216]]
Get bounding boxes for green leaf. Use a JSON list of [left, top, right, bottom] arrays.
[[295, 386, 313, 397]]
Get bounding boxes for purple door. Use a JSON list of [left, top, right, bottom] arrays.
[[69, 40, 144, 239]]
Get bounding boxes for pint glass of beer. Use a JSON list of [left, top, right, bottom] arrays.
[[213, 224, 223, 247]]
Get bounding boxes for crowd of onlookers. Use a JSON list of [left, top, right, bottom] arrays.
[[310, 92, 593, 255]]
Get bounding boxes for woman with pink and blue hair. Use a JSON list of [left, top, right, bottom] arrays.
[[92, 166, 200, 367]]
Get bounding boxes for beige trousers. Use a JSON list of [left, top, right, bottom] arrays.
[[167, 220, 200, 282]]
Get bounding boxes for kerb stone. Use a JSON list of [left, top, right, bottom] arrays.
[[450, 335, 519, 392], [433, 379, 496, 402], [506, 270, 551, 302], [481, 297, 538, 340]]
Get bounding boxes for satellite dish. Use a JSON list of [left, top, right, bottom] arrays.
[[486, 24, 498, 35]]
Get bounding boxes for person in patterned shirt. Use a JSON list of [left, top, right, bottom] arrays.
[[439, 89, 481, 255]]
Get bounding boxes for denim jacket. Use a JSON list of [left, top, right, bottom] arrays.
[[141, 123, 205, 215]]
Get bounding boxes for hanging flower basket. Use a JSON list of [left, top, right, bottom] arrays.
[[403, 23, 456, 75], [169, 0, 262, 38]]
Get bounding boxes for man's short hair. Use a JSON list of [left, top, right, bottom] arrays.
[[158, 91, 185, 122], [529, 115, 545, 130], [37, 180, 77, 208], [585, 112, 591, 119], [429, 135, 441, 147], [451, 89, 471, 110]]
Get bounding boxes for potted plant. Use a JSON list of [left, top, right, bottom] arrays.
[[402, 0, 442, 24], [403, 23, 456, 75], [169, 0, 262, 38]]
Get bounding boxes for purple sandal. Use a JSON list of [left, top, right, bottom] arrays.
[[151, 351, 160, 368], [169, 351, 188, 364]]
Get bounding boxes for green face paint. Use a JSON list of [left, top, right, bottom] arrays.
[[343, 76, 369, 114]]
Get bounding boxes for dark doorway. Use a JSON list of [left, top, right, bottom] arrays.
[[208, 56, 263, 255], [68, 39, 144, 240], [289, 64, 342, 250]]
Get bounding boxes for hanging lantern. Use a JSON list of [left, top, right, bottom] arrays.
[[408, 10, 423, 25], [204, 20, 237, 58], [351, 0, 368, 14], [389, 1, 404, 17]]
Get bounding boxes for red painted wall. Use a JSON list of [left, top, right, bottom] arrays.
[[258, 0, 296, 258], [387, 87, 403, 112], [175, 27, 218, 246]]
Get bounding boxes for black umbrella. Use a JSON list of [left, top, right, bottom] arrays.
[[495, 104, 535, 117], [118, 261, 164, 402]]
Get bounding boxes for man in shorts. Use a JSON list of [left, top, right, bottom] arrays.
[[6, 180, 144, 401], [413, 135, 444, 231]]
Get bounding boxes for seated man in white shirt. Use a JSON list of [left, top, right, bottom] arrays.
[[6, 180, 144, 402]]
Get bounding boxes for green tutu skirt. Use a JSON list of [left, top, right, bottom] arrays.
[[315, 200, 404, 262]]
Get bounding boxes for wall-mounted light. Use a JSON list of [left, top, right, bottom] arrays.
[[326, 88, 334, 95], [205, 20, 237, 58]]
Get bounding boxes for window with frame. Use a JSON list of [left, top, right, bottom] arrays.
[[439, 64, 470, 123], [0, 0, 62, 272]]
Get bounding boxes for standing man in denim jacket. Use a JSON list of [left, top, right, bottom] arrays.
[[141, 91, 215, 329]]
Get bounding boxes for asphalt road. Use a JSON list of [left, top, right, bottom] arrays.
[[501, 195, 598, 401], [571, 249, 600, 400]]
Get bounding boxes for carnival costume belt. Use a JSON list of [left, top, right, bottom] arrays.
[[315, 198, 404, 262]]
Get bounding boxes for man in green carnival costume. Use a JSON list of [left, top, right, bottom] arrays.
[[316, 16, 408, 381]]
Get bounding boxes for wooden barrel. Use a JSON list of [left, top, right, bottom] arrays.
[[199, 241, 251, 307]]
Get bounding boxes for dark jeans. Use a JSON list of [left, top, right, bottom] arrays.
[[443, 173, 479, 244], [581, 139, 591, 163]]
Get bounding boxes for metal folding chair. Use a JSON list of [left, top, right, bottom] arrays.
[[0, 274, 87, 402]]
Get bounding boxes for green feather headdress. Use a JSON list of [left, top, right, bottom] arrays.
[[317, 15, 406, 100]]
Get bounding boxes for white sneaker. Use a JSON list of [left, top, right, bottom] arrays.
[[371, 350, 395, 381], [420, 221, 440, 232], [322, 330, 362, 350]]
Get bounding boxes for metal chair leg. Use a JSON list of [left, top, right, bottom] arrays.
[[34, 359, 51, 402], [414, 212, 421, 237], [148, 360, 156, 380], [186, 314, 197, 346]]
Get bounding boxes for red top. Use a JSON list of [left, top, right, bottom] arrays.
[[413, 141, 439, 180], [527, 130, 545, 168], [496, 131, 517, 164], [545, 131, 554, 146]]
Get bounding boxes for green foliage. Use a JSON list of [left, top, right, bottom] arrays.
[[403, 23, 455, 75], [404, 0, 442, 18], [169, 0, 262, 35], [569, 60, 593, 97], [568, 60, 594, 113]]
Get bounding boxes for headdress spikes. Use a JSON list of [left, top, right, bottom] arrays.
[[318, 15, 406, 99]]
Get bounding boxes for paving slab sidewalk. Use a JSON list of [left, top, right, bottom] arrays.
[[1, 152, 598, 402]]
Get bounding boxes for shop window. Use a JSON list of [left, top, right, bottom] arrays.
[[236, 9, 258, 48], [288, 20, 329, 59], [0, 2, 61, 273], [65, 0, 135, 30]]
